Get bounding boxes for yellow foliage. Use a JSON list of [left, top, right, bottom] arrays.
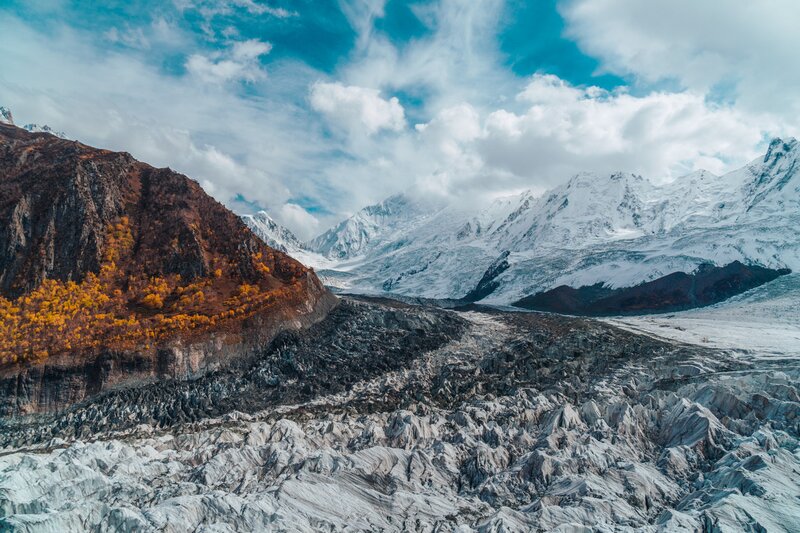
[[141, 293, 164, 309], [0, 216, 308, 367]]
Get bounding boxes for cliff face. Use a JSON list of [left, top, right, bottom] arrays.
[[0, 123, 287, 296], [0, 276, 335, 416], [0, 123, 337, 413]]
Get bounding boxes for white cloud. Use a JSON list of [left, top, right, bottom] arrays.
[[310, 81, 406, 135], [186, 38, 271, 83], [0, 14, 325, 235], [277, 203, 320, 240], [104, 26, 150, 49], [477, 74, 774, 185], [3, 0, 798, 242], [231, 38, 271, 60], [558, 0, 800, 119], [175, 0, 296, 19], [229, 0, 294, 18], [337, 0, 387, 49], [340, 0, 511, 112]]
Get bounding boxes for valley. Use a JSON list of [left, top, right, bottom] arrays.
[[3, 1, 800, 530], [0, 114, 797, 532], [2, 293, 798, 531]]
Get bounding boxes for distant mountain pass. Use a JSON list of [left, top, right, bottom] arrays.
[[513, 261, 791, 316]]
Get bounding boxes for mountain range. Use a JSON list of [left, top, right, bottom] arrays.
[[245, 137, 799, 305], [1, 109, 798, 533]]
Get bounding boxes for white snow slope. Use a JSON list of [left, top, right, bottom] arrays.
[[300, 138, 800, 304], [241, 211, 308, 255], [240, 211, 334, 270], [608, 273, 800, 359]]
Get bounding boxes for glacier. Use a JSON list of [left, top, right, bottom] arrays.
[[2, 297, 798, 532]]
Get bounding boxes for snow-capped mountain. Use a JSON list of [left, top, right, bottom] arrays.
[[309, 194, 442, 260], [0, 107, 13, 125], [241, 211, 307, 255], [0, 106, 66, 138], [240, 210, 335, 271], [304, 138, 800, 303], [22, 123, 66, 138]]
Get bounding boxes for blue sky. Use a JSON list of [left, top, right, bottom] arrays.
[[0, 0, 797, 238]]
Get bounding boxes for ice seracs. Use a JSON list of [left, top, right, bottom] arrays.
[[2, 297, 798, 532]]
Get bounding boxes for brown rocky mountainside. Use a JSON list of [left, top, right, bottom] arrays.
[[0, 123, 336, 413]]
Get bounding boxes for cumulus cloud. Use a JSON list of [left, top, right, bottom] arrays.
[[186, 38, 272, 83], [477, 74, 772, 184], [558, 0, 800, 119], [311, 72, 781, 212], [3, 0, 797, 239], [310, 82, 406, 135]]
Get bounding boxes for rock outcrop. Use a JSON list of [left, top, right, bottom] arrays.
[[0, 122, 336, 414]]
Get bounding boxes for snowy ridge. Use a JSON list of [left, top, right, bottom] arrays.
[[22, 124, 66, 138], [304, 138, 800, 303], [240, 211, 334, 271], [241, 211, 307, 254], [0, 107, 13, 125], [308, 194, 441, 260], [0, 106, 66, 138]]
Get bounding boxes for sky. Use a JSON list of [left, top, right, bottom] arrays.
[[1, 0, 798, 239]]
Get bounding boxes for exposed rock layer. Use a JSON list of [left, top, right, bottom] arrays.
[[0, 278, 336, 416]]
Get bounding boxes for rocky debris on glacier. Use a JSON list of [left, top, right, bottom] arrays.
[[1, 296, 798, 532]]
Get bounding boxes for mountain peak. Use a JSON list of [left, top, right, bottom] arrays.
[[309, 192, 439, 260], [0, 107, 13, 126], [764, 137, 799, 164], [23, 123, 67, 139], [241, 210, 306, 254]]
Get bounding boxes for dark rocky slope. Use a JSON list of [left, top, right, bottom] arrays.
[[0, 123, 336, 414], [0, 122, 293, 295], [513, 260, 790, 315]]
